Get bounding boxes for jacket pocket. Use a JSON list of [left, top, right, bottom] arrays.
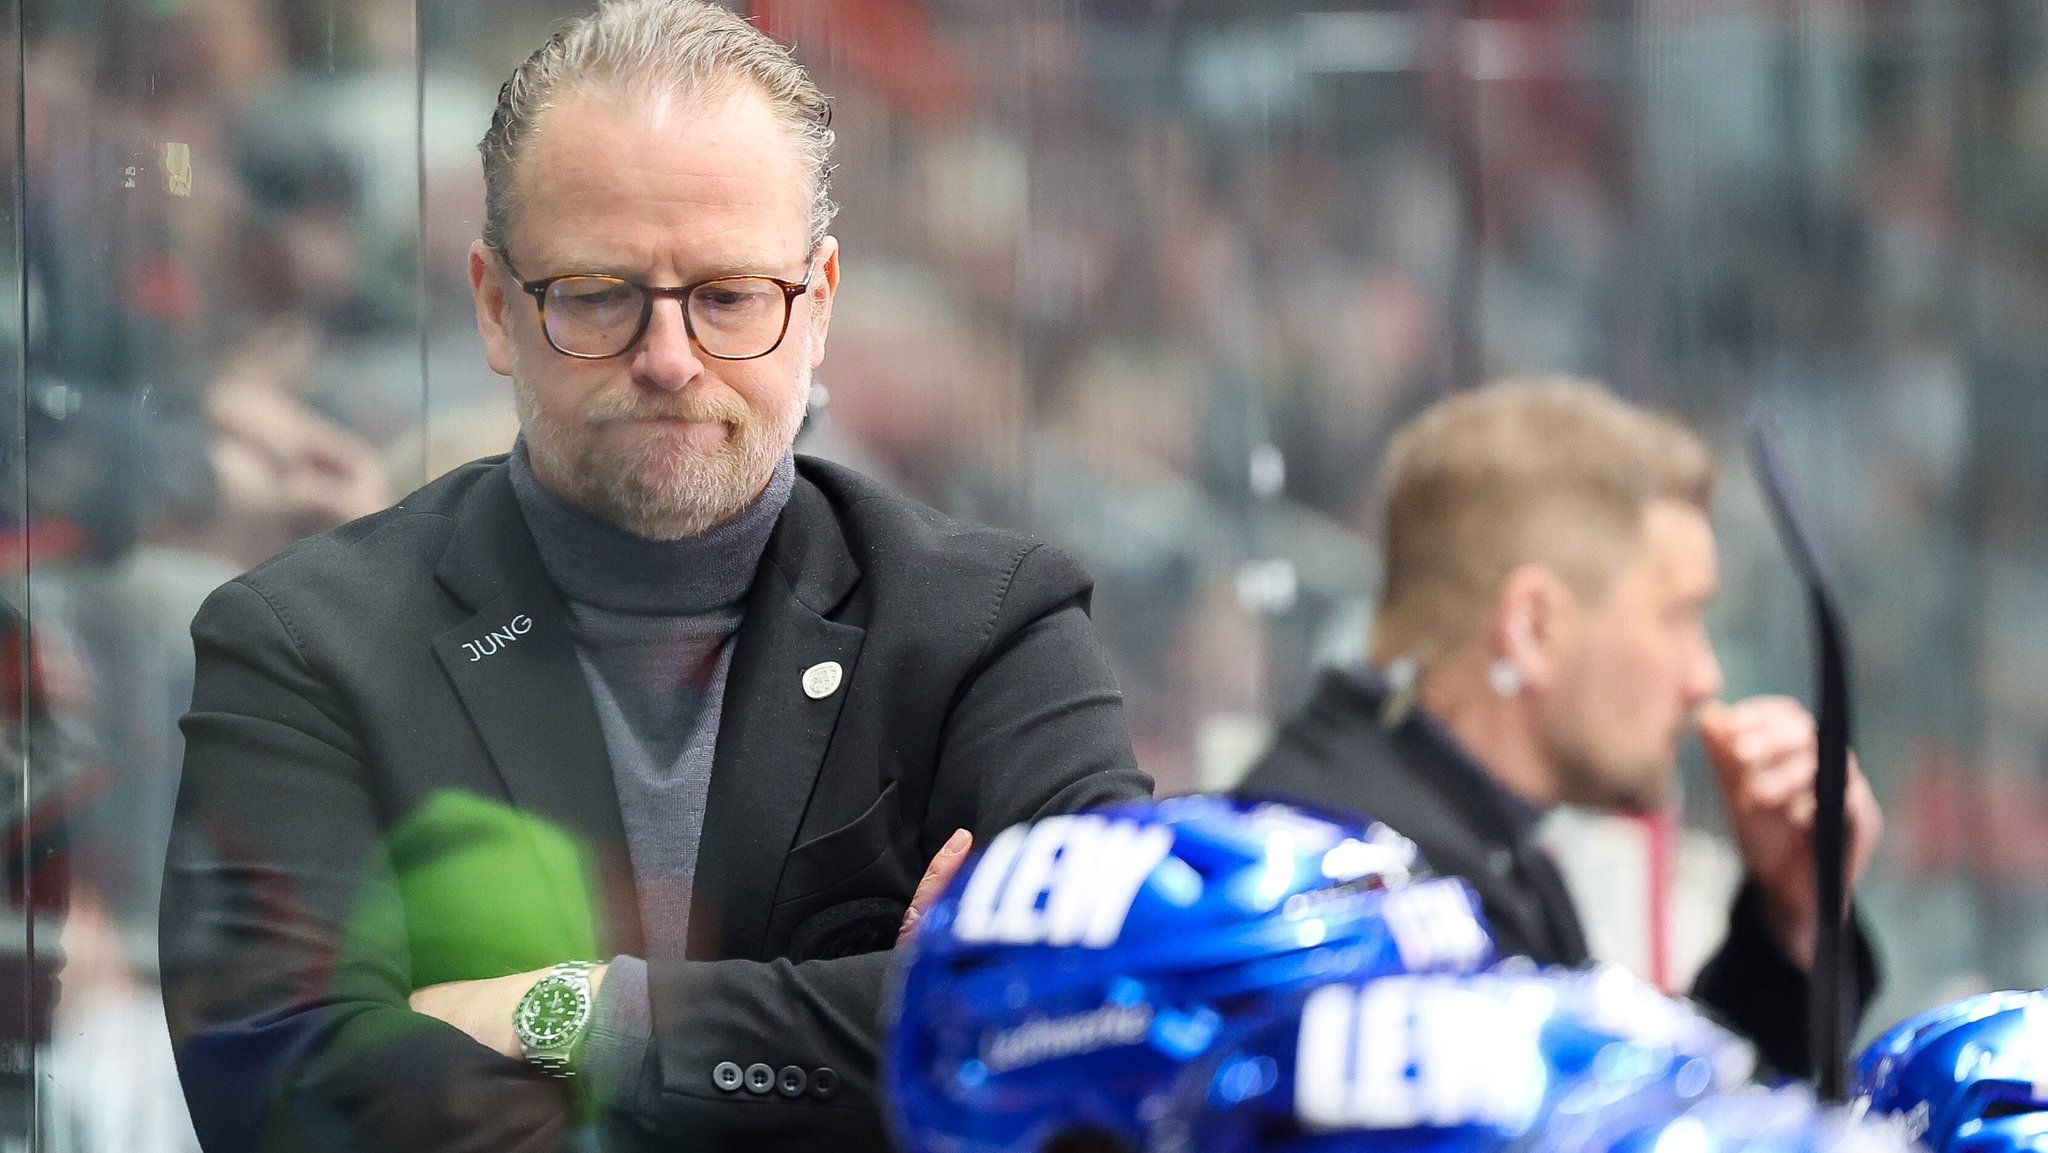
[[775, 779, 905, 903], [785, 895, 909, 963]]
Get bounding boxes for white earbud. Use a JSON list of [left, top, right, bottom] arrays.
[[1487, 659, 1524, 699]]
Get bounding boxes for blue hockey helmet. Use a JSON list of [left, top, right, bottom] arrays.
[[1148, 964, 1756, 1153], [1853, 990, 2048, 1153], [884, 794, 1496, 1153]]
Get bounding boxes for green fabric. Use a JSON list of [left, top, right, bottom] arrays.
[[383, 789, 604, 986]]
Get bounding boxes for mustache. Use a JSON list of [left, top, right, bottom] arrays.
[[580, 390, 747, 425]]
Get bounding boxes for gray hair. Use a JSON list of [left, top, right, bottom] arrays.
[[479, 0, 837, 252]]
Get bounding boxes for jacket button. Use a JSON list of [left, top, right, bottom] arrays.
[[712, 1062, 743, 1092], [745, 1063, 775, 1094], [810, 1066, 839, 1099], [778, 1065, 807, 1097]]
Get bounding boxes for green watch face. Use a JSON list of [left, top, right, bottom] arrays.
[[516, 976, 591, 1049]]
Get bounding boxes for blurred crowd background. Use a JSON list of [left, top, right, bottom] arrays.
[[0, 0, 2042, 1147]]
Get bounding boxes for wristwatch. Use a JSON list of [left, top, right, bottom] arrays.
[[514, 960, 599, 1077]]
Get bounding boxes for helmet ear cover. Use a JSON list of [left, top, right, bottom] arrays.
[[1944, 1077, 2048, 1152]]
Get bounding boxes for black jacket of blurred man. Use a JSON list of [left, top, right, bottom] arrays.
[[157, 3, 1149, 1150], [1243, 378, 1882, 1079]]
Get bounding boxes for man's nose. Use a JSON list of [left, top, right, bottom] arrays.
[[630, 296, 706, 389]]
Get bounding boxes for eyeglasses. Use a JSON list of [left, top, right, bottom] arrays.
[[496, 248, 818, 361]]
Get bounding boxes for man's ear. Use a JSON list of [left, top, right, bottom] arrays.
[[1493, 564, 1576, 692], [806, 236, 839, 370], [469, 240, 515, 378]]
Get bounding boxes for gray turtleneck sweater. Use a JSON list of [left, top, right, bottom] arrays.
[[508, 440, 795, 1100]]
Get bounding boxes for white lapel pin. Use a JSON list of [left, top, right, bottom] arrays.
[[802, 661, 844, 700]]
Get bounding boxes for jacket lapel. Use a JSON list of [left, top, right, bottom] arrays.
[[689, 474, 864, 962], [430, 466, 644, 958]]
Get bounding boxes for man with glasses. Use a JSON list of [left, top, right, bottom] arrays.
[[159, 3, 1149, 1150]]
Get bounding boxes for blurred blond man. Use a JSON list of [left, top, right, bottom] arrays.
[[1244, 377, 1882, 1077]]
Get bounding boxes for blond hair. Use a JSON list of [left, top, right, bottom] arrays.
[[479, 0, 836, 252], [1372, 377, 1718, 658]]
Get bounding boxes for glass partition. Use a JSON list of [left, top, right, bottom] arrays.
[[0, 0, 2041, 1147], [16, 1, 421, 1147]]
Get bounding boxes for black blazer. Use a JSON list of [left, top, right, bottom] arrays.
[[160, 455, 1151, 1152], [1242, 666, 1876, 1079]]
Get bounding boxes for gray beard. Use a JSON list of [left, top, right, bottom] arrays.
[[517, 373, 808, 541]]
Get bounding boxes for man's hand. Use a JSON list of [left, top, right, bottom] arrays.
[[409, 963, 608, 1060], [1697, 696, 1882, 970], [898, 828, 973, 945]]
